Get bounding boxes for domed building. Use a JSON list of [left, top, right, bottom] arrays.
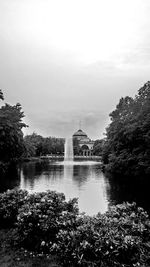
[[73, 129, 94, 156]]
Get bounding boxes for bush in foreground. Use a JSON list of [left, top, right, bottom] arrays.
[[0, 189, 28, 227], [53, 203, 150, 266], [0, 189, 150, 266], [16, 191, 79, 251]]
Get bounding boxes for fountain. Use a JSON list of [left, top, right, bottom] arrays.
[[64, 137, 74, 162], [63, 137, 98, 165]]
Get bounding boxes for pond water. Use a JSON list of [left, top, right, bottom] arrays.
[[1, 159, 150, 215], [20, 160, 109, 215]]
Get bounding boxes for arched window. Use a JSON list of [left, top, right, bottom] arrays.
[[81, 145, 89, 150]]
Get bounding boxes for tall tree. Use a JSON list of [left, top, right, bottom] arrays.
[[0, 102, 27, 162], [102, 81, 150, 178]]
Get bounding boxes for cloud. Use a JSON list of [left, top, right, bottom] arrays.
[[1, 0, 150, 140], [23, 108, 109, 140]]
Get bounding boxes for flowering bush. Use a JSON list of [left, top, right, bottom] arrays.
[[53, 203, 150, 266], [0, 189, 28, 227], [0, 189, 150, 266], [16, 191, 79, 251]]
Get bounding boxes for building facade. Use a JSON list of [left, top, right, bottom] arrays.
[[72, 129, 94, 156]]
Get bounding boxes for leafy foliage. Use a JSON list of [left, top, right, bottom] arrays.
[[93, 139, 104, 156], [53, 203, 150, 267], [102, 81, 150, 177], [0, 100, 27, 162], [24, 133, 65, 157], [0, 189, 78, 251], [17, 191, 78, 251], [0, 189, 28, 227], [0, 189, 150, 266]]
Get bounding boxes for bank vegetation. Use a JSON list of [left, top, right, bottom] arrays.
[[0, 189, 150, 267], [102, 81, 150, 179]]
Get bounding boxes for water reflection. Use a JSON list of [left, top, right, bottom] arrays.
[[0, 163, 20, 193], [1, 161, 149, 215], [106, 175, 150, 214], [20, 160, 109, 215]]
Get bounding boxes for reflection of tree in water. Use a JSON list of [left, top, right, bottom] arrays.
[[93, 169, 111, 203], [22, 161, 48, 189], [72, 165, 92, 188], [21, 162, 37, 189], [22, 161, 50, 179], [44, 164, 64, 180], [0, 163, 20, 193], [21, 161, 64, 190], [105, 174, 150, 214]]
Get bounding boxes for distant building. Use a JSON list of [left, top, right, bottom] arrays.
[[72, 129, 94, 156]]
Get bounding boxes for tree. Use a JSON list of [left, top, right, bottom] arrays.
[[93, 139, 104, 156], [24, 133, 44, 157], [102, 81, 150, 178], [24, 133, 65, 157], [0, 89, 4, 100], [0, 100, 27, 162]]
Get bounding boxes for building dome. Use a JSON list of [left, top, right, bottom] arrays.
[[73, 129, 87, 138], [72, 129, 94, 156]]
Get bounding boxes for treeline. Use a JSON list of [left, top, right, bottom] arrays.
[[24, 133, 64, 157], [102, 81, 150, 178], [24, 135, 104, 158]]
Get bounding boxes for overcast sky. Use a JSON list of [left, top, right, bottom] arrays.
[[0, 0, 150, 139]]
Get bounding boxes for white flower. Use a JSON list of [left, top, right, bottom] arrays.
[[41, 241, 46, 246]]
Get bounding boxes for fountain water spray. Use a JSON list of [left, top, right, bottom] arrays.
[[64, 137, 74, 161]]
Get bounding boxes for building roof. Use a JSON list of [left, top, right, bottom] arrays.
[[73, 129, 88, 138]]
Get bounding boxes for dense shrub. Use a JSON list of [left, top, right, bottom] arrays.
[[53, 203, 150, 266], [16, 191, 79, 251], [0, 189, 150, 266], [0, 189, 28, 227]]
